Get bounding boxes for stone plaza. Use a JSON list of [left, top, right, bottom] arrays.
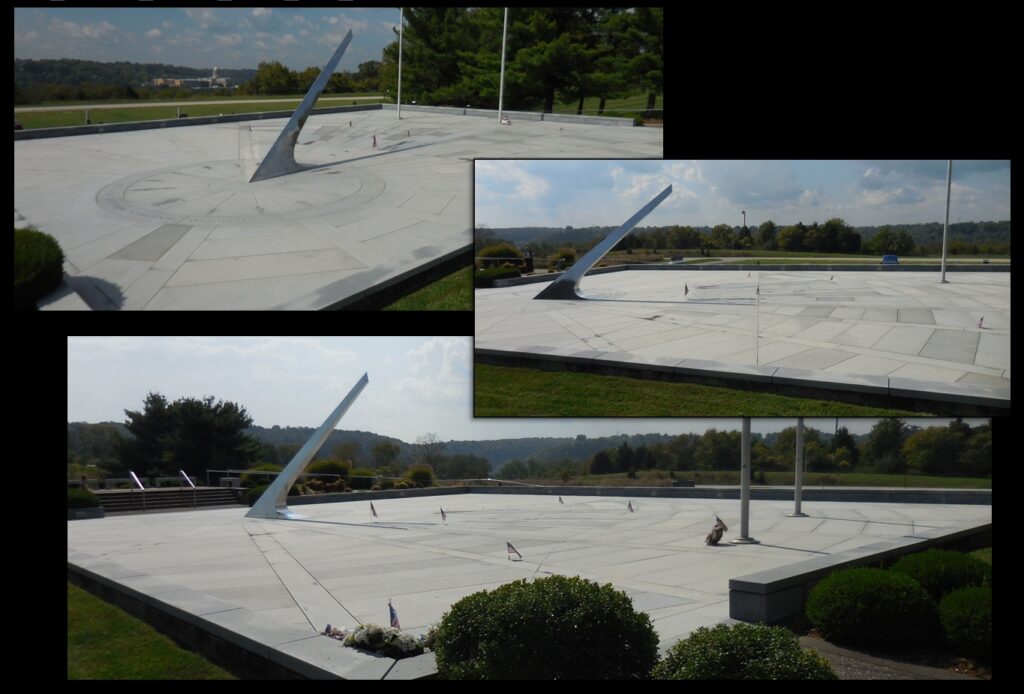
[[67, 490, 990, 678], [16, 107, 661, 309], [475, 268, 1010, 412]]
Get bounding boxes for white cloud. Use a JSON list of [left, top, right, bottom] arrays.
[[395, 337, 470, 402], [252, 8, 272, 18], [328, 16, 340, 25], [215, 33, 243, 48], [51, 19, 120, 40], [277, 34, 297, 47], [184, 9, 220, 30], [476, 160, 550, 201], [799, 189, 820, 206], [861, 186, 925, 206], [146, 28, 162, 39], [609, 165, 697, 211], [161, 21, 174, 30]]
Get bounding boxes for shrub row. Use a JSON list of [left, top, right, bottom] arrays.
[[474, 267, 521, 288], [433, 575, 834, 680], [805, 549, 991, 663], [68, 487, 101, 509]]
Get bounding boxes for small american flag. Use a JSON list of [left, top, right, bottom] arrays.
[[977, 316, 984, 329], [371, 502, 378, 519], [440, 507, 447, 523], [755, 284, 760, 296], [507, 541, 522, 560], [684, 283, 689, 296], [627, 501, 634, 513], [389, 601, 400, 629], [558, 496, 564, 505]]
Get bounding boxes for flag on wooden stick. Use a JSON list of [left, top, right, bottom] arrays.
[[627, 501, 634, 513], [507, 541, 522, 560], [440, 507, 447, 523], [977, 316, 984, 328], [371, 502, 378, 519], [558, 496, 564, 505]]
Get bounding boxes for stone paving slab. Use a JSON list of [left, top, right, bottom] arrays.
[[68, 493, 990, 674], [475, 269, 1010, 411], [18, 110, 660, 310]]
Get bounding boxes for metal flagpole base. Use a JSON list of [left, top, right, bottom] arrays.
[[787, 512, 808, 517], [729, 537, 760, 544]]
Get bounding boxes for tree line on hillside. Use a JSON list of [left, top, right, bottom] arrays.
[[497, 419, 990, 480], [378, 7, 662, 115], [237, 60, 382, 96], [477, 218, 1010, 259], [14, 58, 255, 104]]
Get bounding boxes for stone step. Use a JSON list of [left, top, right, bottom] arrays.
[[95, 488, 244, 513]]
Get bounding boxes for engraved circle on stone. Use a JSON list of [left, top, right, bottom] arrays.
[[96, 160, 385, 224]]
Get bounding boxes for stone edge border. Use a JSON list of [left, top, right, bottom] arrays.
[[18, 102, 638, 141], [728, 521, 992, 624]]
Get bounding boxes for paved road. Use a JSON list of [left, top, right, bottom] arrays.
[[15, 95, 383, 113]]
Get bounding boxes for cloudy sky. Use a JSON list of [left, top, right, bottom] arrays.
[[67, 337, 980, 443], [475, 160, 1011, 230], [14, 6, 400, 71]]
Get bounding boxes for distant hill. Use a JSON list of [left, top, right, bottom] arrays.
[[14, 58, 256, 88]]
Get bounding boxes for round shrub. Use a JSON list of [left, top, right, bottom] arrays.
[[393, 480, 410, 490], [477, 243, 522, 269], [240, 463, 282, 488], [68, 487, 101, 509], [15, 228, 64, 309], [404, 464, 435, 488], [890, 549, 991, 602], [939, 586, 991, 663], [805, 567, 938, 648], [434, 575, 658, 679], [652, 623, 836, 680], [349, 466, 376, 490], [307, 459, 352, 483]]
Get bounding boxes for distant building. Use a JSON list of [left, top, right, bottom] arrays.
[[151, 67, 231, 90]]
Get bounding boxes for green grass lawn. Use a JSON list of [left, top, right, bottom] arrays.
[[971, 547, 991, 564], [552, 93, 663, 118], [17, 92, 382, 108], [383, 265, 472, 311], [16, 97, 380, 130], [68, 581, 235, 680], [475, 363, 929, 416]]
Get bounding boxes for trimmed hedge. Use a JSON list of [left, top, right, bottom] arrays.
[[68, 487, 101, 509], [889, 549, 992, 602], [349, 466, 376, 490], [404, 463, 435, 488], [307, 459, 352, 482], [474, 267, 521, 288], [15, 228, 64, 310], [240, 463, 282, 488], [805, 567, 938, 648], [246, 482, 300, 506], [477, 243, 523, 269], [653, 623, 836, 680], [434, 575, 658, 679], [939, 586, 991, 663]]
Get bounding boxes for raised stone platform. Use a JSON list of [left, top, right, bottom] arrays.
[[17, 109, 661, 310], [68, 490, 990, 677], [475, 268, 1010, 413]]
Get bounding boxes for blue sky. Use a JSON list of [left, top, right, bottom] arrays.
[[475, 160, 1011, 229], [14, 6, 401, 71], [67, 337, 979, 442]]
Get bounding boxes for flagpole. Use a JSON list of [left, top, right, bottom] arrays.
[[497, 7, 508, 124], [396, 7, 403, 120], [940, 159, 952, 283], [755, 275, 760, 365]]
